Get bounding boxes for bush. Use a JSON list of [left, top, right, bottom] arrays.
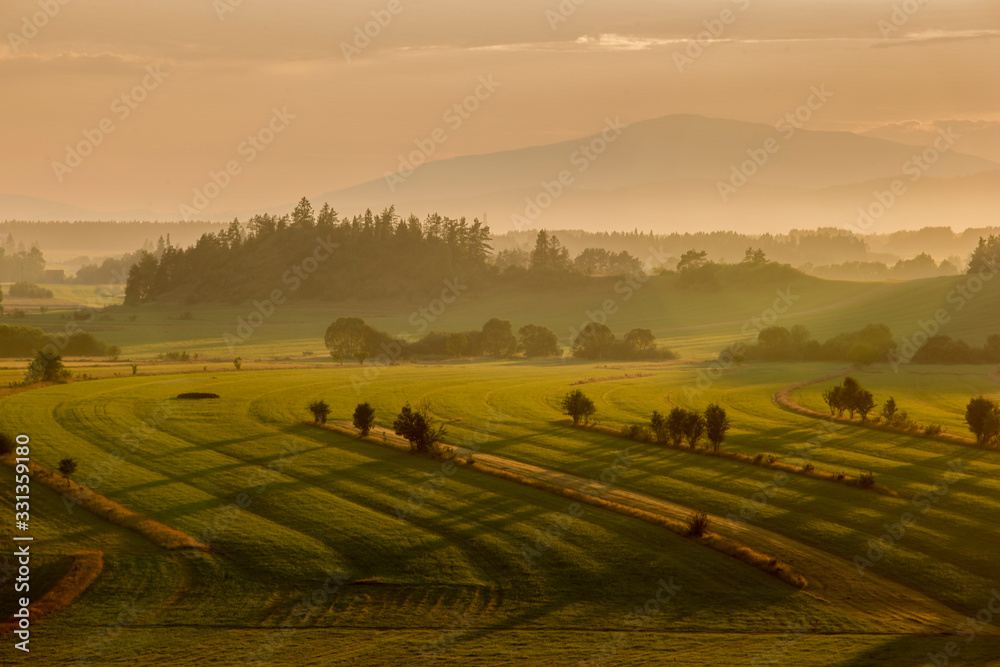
[[561, 390, 596, 426], [393, 403, 446, 454], [858, 472, 876, 489], [0, 433, 14, 455], [803, 463, 814, 473], [58, 458, 78, 478], [923, 423, 943, 437], [686, 511, 709, 538], [621, 424, 651, 442], [308, 400, 331, 424], [353, 402, 376, 436], [9, 281, 54, 299]]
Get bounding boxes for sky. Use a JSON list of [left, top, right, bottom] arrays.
[[1, 0, 998, 218]]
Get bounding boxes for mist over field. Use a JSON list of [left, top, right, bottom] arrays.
[[1, 1, 999, 666]]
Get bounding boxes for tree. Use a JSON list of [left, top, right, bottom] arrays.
[[393, 403, 446, 454], [292, 197, 316, 228], [518, 324, 560, 358], [446, 333, 468, 358], [481, 318, 517, 358], [572, 322, 616, 359], [743, 247, 767, 265], [353, 402, 376, 437], [58, 458, 77, 478], [965, 397, 1000, 446], [677, 250, 708, 272], [704, 404, 731, 452], [623, 328, 656, 355], [683, 411, 706, 447], [233, 357, 242, 370], [308, 400, 330, 424], [841, 377, 862, 419], [847, 342, 880, 367], [24, 351, 70, 385], [650, 410, 667, 443], [324, 317, 393, 363], [666, 407, 687, 446], [561, 390, 596, 426], [882, 396, 897, 423], [855, 390, 877, 423], [822, 386, 844, 416], [967, 234, 1000, 275]]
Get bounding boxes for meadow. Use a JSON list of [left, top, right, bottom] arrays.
[[1, 275, 999, 665]]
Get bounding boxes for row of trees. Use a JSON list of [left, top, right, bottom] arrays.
[[910, 334, 1000, 365], [0, 325, 118, 359], [743, 324, 897, 365], [308, 399, 446, 455], [572, 323, 676, 361], [560, 389, 732, 452], [822, 377, 877, 422]]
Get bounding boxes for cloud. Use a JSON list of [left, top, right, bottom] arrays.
[[873, 29, 1000, 48], [0, 51, 159, 77]]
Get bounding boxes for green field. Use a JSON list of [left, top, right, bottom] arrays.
[[2, 356, 999, 665]]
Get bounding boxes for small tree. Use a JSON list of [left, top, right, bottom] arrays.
[[233, 357, 242, 371], [649, 410, 667, 443], [965, 397, 1000, 446], [841, 377, 862, 419], [58, 458, 77, 478], [683, 411, 706, 448], [856, 390, 877, 423], [131, 364, 139, 376], [24, 351, 70, 385], [882, 396, 897, 423], [308, 400, 331, 424], [393, 403, 446, 454], [822, 386, 844, 417], [561, 390, 596, 426], [686, 511, 709, 538], [666, 407, 687, 446], [704, 404, 731, 452], [353, 402, 376, 437]]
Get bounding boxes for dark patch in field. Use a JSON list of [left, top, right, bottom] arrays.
[[176, 392, 221, 400]]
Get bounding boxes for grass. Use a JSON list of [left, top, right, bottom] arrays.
[[0, 360, 998, 664]]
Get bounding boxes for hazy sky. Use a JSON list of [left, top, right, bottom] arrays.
[[2, 0, 998, 217]]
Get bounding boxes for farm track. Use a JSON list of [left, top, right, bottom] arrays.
[[325, 422, 976, 636]]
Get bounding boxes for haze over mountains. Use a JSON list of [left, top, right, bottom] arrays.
[[5, 115, 999, 233]]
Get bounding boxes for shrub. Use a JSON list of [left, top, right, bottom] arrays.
[[765, 454, 777, 464], [924, 423, 943, 437], [0, 433, 14, 455], [621, 424, 651, 442], [9, 281, 54, 299], [393, 403, 446, 454], [561, 390, 596, 426], [308, 400, 331, 424], [803, 463, 815, 473], [686, 511, 709, 538], [353, 402, 376, 436], [58, 458, 78, 478], [858, 472, 876, 489], [753, 453, 764, 464]]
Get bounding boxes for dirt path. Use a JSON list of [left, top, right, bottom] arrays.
[[0, 551, 104, 635], [325, 421, 974, 635]]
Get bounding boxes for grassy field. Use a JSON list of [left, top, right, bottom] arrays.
[[5, 272, 1000, 363], [2, 359, 999, 665]]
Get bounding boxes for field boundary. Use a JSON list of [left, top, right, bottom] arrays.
[[1, 455, 207, 552], [774, 370, 987, 449], [318, 421, 808, 589], [0, 551, 103, 635], [565, 419, 897, 496]]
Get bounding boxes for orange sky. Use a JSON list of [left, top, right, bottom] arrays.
[[1, 0, 998, 218]]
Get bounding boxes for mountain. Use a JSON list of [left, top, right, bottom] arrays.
[[299, 114, 999, 232], [0, 194, 101, 222]]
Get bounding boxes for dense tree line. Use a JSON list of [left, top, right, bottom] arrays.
[[0, 235, 46, 283], [572, 323, 676, 361], [0, 324, 118, 358], [910, 335, 1000, 365], [125, 200, 494, 304], [739, 324, 897, 365]]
